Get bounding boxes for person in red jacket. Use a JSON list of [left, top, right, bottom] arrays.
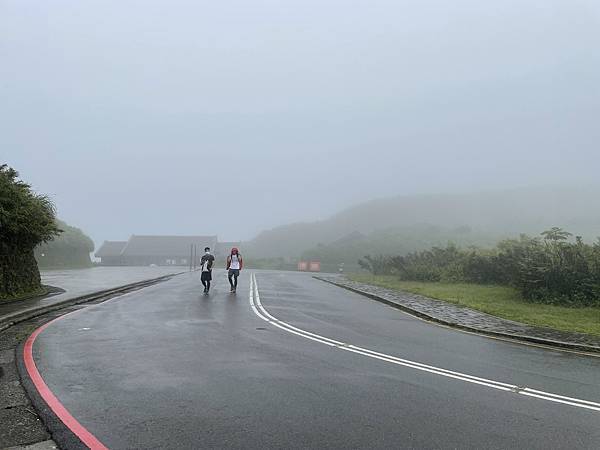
[[226, 248, 243, 293]]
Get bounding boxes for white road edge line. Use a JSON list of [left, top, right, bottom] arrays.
[[249, 273, 600, 412]]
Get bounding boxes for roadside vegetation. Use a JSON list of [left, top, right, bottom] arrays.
[[359, 228, 600, 306], [354, 228, 600, 335], [301, 225, 503, 273], [35, 219, 94, 269], [0, 164, 61, 299]]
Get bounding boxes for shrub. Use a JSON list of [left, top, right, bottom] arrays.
[[35, 219, 94, 268], [358, 255, 394, 276], [359, 228, 600, 306], [0, 165, 61, 297]]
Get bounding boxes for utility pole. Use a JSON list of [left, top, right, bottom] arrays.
[[190, 244, 193, 271]]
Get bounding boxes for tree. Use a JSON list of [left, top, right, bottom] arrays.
[[358, 255, 392, 275], [541, 227, 572, 242], [0, 164, 61, 297], [36, 219, 94, 268], [0, 165, 60, 246]]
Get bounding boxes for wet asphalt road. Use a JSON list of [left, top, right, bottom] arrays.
[[0, 267, 183, 321], [39, 267, 183, 299], [32, 271, 600, 449]]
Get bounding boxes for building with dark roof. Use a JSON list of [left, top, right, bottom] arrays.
[[94, 241, 127, 265], [120, 235, 218, 266], [95, 235, 219, 266]]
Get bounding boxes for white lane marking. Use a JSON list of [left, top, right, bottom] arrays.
[[249, 273, 600, 412]]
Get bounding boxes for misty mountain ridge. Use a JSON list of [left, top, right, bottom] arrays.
[[247, 186, 600, 259]]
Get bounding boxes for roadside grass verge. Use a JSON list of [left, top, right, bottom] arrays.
[[348, 274, 600, 337]]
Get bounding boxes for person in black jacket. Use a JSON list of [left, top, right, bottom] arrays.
[[200, 247, 215, 294]]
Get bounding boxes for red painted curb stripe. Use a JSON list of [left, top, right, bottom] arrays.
[[23, 314, 109, 450]]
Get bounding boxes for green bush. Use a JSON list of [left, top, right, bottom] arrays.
[[35, 219, 94, 268], [0, 165, 61, 298], [358, 228, 600, 306]]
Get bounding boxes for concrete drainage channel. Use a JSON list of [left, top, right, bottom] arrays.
[[0, 272, 183, 449]]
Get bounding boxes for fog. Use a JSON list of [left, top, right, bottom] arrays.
[[2, 0, 600, 247]]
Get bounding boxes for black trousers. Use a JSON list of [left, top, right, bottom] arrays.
[[201, 271, 212, 290]]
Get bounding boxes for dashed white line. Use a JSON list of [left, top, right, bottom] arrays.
[[249, 273, 600, 412]]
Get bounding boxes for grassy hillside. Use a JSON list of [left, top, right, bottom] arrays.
[[245, 186, 600, 260], [301, 225, 505, 270]]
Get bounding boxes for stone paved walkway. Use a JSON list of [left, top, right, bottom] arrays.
[[316, 276, 600, 353]]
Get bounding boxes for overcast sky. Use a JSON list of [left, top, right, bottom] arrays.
[[2, 0, 599, 245]]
